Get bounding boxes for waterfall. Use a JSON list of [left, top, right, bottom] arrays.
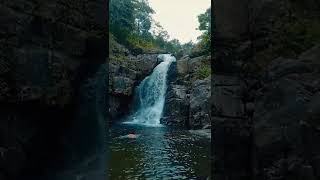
[[124, 54, 176, 126]]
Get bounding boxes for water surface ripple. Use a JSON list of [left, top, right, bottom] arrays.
[[109, 124, 211, 179]]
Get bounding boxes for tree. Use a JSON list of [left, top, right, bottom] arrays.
[[197, 7, 211, 53], [109, 0, 184, 54], [181, 41, 195, 54], [109, 0, 136, 42], [197, 8, 211, 32], [133, 0, 154, 36]]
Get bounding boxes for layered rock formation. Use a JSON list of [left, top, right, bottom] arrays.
[[0, 0, 108, 179], [213, 0, 320, 179]]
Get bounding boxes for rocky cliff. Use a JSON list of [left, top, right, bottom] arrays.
[[108, 35, 162, 122], [213, 0, 320, 179], [161, 55, 211, 129], [109, 35, 212, 129], [0, 0, 108, 179]]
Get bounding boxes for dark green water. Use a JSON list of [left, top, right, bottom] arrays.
[[109, 123, 211, 179]]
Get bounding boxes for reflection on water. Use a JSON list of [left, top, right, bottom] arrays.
[[109, 123, 211, 179]]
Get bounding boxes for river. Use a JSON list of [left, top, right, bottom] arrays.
[[109, 123, 211, 179]]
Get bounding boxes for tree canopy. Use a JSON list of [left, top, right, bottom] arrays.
[[110, 0, 210, 56], [109, 0, 183, 54], [196, 7, 211, 53]]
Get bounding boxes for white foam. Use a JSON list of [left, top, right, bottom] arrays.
[[123, 54, 176, 127]]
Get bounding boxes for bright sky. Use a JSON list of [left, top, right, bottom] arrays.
[[148, 0, 211, 44]]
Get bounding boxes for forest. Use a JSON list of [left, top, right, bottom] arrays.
[[109, 0, 211, 56]]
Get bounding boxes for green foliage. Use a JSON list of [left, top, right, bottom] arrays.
[[272, 18, 320, 58], [245, 16, 320, 73], [181, 41, 194, 53], [109, 0, 184, 54], [194, 65, 211, 80], [110, 54, 126, 63], [133, 0, 154, 36], [109, 0, 135, 43], [127, 34, 160, 53], [197, 7, 211, 51], [190, 7, 212, 57], [198, 8, 211, 32], [109, 1, 213, 56]]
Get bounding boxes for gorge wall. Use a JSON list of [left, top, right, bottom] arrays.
[[0, 0, 108, 179], [213, 0, 320, 179]]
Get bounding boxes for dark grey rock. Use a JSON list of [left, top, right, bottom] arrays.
[[312, 156, 320, 178], [162, 85, 189, 127], [189, 77, 211, 128], [0, 0, 108, 179], [188, 55, 209, 73], [299, 165, 316, 180], [212, 84, 244, 118], [214, 0, 249, 39], [299, 44, 320, 62], [177, 58, 189, 75], [267, 57, 314, 81], [112, 76, 134, 95]]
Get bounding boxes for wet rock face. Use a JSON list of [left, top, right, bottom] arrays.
[[0, 0, 108, 179]]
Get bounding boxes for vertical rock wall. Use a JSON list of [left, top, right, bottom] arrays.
[[162, 55, 211, 129], [0, 0, 108, 179], [213, 0, 320, 179]]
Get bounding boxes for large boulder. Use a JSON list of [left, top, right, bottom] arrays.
[[161, 85, 189, 126], [188, 55, 210, 73], [253, 45, 320, 179], [189, 76, 211, 128], [177, 57, 189, 75], [212, 75, 245, 118]]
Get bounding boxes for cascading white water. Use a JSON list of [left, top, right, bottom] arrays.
[[124, 54, 176, 126]]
